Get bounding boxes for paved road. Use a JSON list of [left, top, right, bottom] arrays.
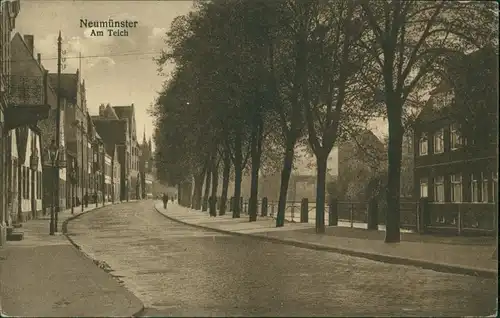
[[67, 201, 498, 317]]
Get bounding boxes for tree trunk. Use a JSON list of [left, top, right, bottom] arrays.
[[177, 183, 182, 205], [249, 115, 264, 222], [276, 140, 295, 227], [232, 132, 243, 218], [315, 152, 327, 234], [220, 150, 231, 216], [202, 164, 212, 212], [192, 169, 206, 209], [385, 108, 404, 243], [210, 161, 219, 216]]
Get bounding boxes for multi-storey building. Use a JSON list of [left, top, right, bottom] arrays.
[[93, 103, 141, 201], [10, 33, 67, 220], [413, 48, 497, 234], [56, 69, 88, 209], [0, 0, 21, 244]]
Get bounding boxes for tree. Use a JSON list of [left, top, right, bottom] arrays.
[[359, 1, 498, 242], [302, 0, 366, 233]]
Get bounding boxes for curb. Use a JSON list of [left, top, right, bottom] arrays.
[[62, 202, 145, 317], [154, 205, 498, 279]]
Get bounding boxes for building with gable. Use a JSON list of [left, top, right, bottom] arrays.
[[54, 68, 88, 210], [0, 0, 21, 245], [93, 103, 141, 201], [9, 32, 59, 223]]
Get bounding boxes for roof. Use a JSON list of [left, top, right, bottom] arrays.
[[112, 105, 134, 120], [93, 118, 128, 151], [48, 73, 78, 103]]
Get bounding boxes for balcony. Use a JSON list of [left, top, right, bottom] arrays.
[[3, 75, 50, 130]]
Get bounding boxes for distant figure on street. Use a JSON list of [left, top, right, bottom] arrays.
[[171, 195, 174, 203], [162, 193, 168, 209]]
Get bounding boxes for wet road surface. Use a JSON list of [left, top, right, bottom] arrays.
[[67, 201, 498, 317]]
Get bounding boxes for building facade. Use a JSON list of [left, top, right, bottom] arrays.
[[0, 0, 21, 245], [58, 70, 88, 209], [413, 49, 498, 234], [94, 103, 141, 201]]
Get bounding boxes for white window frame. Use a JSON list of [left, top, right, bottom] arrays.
[[420, 178, 428, 198], [451, 174, 462, 203], [419, 133, 428, 156], [433, 176, 445, 202], [470, 174, 479, 203], [433, 129, 444, 154], [450, 124, 462, 150], [481, 172, 489, 203]]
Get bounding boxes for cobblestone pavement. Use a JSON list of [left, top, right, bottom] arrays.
[[67, 201, 498, 317]]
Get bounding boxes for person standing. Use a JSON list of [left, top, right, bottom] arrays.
[[162, 193, 168, 209]]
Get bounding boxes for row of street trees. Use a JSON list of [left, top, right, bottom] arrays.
[[151, 0, 497, 242]]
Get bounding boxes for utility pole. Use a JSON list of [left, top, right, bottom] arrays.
[[54, 31, 62, 232]]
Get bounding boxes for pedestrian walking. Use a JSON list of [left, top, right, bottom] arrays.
[[162, 193, 168, 209]]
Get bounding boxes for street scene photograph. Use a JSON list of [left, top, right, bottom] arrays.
[[0, 0, 498, 317]]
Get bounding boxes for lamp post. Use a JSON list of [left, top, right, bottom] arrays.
[[29, 147, 39, 219], [43, 141, 58, 235], [70, 159, 77, 214]]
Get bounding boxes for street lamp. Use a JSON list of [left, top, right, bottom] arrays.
[[43, 141, 58, 235], [29, 147, 39, 219]]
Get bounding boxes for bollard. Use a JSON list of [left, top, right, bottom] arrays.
[[367, 198, 378, 230], [328, 199, 338, 226], [300, 198, 309, 223], [261, 197, 268, 217], [350, 203, 354, 228]]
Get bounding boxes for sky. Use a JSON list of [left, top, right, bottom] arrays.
[[14, 0, 196, 143], [13, 0, 387, 165]]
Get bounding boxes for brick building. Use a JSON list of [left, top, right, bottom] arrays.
[[93, 103, 141, 201], [0, 0, 21, 245], [48, 68, 90, 210], [413, 48, 498, 234]]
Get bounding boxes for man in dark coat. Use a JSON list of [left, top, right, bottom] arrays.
[[162, 193, 169, 209]]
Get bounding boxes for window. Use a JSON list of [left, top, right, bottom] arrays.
[[471, 174, 479, 202], [433, 176, 445, 202], [419, 178, 428, 198], [481, 173, 489, 203], [451, 174, 462, 203], [450, 124, 462, 150], [26, 169, 30, 199], [433, 129, 444, 154], [419, 134, 428, 156], [493, 172, 498, 203]]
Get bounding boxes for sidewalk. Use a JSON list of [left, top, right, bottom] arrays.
[[155, 202, 498, 279], [0, 201, 144, 317]]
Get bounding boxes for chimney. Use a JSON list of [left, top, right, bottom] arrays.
[[99, 104, 106, 116], [37, 53, 41, 65], [23, 35, 34, 55]]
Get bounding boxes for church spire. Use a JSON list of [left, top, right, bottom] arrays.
[[143, 125, 147, 146]]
